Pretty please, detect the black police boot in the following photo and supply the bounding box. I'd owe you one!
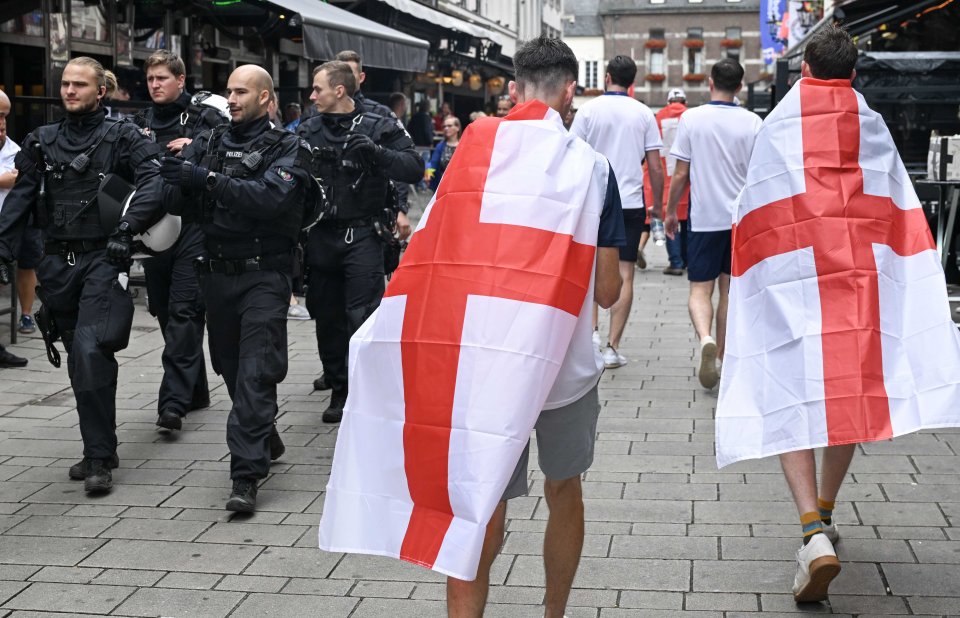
[269,425,286,461]
[322,389,348,424]
[313,373,331,391]
[84,458,113,494]
[0,346,28,368]
[69,454,119,480]
[226,478,258,513]
[156,410,183,431]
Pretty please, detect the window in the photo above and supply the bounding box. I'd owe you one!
[583,60,600,89]
[726,27,742,39]
[649,49,665,74]
[71,0,109,42]
[650,0,666,4]
[725,46,741,61]
[687,47,703,74]
[650,28,665,40]
[687,27,703,39]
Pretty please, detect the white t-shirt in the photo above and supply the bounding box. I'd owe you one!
[571,92,662,210]
[670,102,762,231]
[0,137,20,210]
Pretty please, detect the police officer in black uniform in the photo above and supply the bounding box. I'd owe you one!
[160,64,312,513]
[132,50,227,431]
[0,57,164,493]
[297,61,423,423]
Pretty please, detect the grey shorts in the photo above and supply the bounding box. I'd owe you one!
[501,385,601,501]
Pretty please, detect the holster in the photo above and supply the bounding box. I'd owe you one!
[34,287,61,368]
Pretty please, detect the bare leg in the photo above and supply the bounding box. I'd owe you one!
[591,302,599,333]
[819,444,857,502]
[715,274,730,360]
[638,230,650,254]
[17,268,36,316]
[543,476,584,618]
[607,261,635,349]
[688,280,716,341]
[779,449,818,516]
[447,501,507,618]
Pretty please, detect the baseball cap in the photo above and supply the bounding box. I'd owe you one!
[667,88,686,101]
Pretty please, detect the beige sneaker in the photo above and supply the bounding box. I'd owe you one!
[698,337,719,388]
[792,533,841,603]
[822,520,839,545]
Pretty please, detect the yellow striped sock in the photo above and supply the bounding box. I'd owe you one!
[818,497,835,525]
[801,511,823,545]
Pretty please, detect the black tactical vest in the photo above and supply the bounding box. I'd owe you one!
[198,126,306,244]
[133,103,216,150]
[37,119,123,241]
[308,113,390,224]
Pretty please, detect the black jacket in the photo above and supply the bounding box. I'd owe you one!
[132,91,226,150]
[0,108,164,259]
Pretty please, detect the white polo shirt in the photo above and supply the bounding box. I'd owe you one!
[571,92,662,210]
[670,102,762,231]
[0,136,20,210]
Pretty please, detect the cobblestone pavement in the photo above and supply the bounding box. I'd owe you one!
[1,199,959,616]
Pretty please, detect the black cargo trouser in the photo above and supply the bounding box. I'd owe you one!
[142,223,209,416]
[305,224,384,393]
[37,249,134,460]
[200,268,290,480]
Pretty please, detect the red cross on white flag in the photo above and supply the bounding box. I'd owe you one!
[716,78,960,468]
[319,100,609,579]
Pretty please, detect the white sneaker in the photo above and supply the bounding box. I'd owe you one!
[792,533,841,603]
[592,330,602,350]
[287,304,311,320]
[822,520,839,545]
[698,337,719,389]
[602,345,627,369]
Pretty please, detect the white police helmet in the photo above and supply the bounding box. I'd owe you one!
[119,189,181,257]
[191,91,231,122]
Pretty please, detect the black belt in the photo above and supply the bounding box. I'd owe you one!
[44,239,108,256]
[196,252,292,275]
[205,236,293,260]
[319,216,375,230]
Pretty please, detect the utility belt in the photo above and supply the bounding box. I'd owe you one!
[44,238,108,261]
[195,252,293,275]
[204,236,293,260]
[317,216,376,230]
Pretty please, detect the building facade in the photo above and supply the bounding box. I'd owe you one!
[565,0,766,108]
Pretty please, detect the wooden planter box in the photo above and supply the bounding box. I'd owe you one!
[644,39,667,49]
[720,38,743,48]
[683,73,706,82]
[682,39,704,49]
[645,73,667,83]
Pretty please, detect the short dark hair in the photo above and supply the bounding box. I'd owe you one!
[313,61,357,94]
[803,24,858,79]
[513,35,579,95]
[144,49,186,78]
[606,55,637,89]
[388,92,405,110]
[711,58,744,93]
[335,50,362,67]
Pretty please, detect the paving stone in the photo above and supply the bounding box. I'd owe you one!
[98,517,211,542]
[0,582,29,606]
[155,571,223,589]
[21,482,179,507]
[91,568,164,586]
[279,577,354,596]
[228,592,358,617]
[4,515,116,538]
[111,587,244,618]
[684,592,759,611]
[215,574,287,593]
[507,555,689,591]
[883,563,960,596]
[243,546,343,579]
[1,582,134,614]
[694,561,887,595]
[194,522,307,546]
[0,536,105,566]
[349,580,416,598]
[26,566,100,584]
[907,596,960,615]
[0,565,41,581]
[609,535,717,559]
[80,539,261,574]
[855,502,948,527]
[503,532,610,557]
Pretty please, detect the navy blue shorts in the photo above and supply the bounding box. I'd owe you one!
[17,226,43,270]
[620,208,649,262]
[687,229,731,282]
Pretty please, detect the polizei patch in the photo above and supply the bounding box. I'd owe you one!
[276,168,294,182]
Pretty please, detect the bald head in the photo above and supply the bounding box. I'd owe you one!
[226,64,274,124]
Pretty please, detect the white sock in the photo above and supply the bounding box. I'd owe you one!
[701,335,716,347]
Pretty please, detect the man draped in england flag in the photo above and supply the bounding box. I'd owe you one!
[717,25,960,603]
[319,36,625,618]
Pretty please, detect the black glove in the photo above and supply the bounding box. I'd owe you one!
[343,133,381,169]
[0,258,12,285]
[106,221,134,265]
[160,156,209,193]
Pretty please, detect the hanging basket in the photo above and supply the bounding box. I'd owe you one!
[645,73,667,83]
[644,39,667,49]
[682,39,704,49]
[683,73,706,82]
[720,38,743,48]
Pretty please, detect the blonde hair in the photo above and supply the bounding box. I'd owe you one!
[103,70,119,99]
[66,56,109,89]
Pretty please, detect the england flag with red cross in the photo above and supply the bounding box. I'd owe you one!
[716,77,960,468]
[318,100,610,580]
